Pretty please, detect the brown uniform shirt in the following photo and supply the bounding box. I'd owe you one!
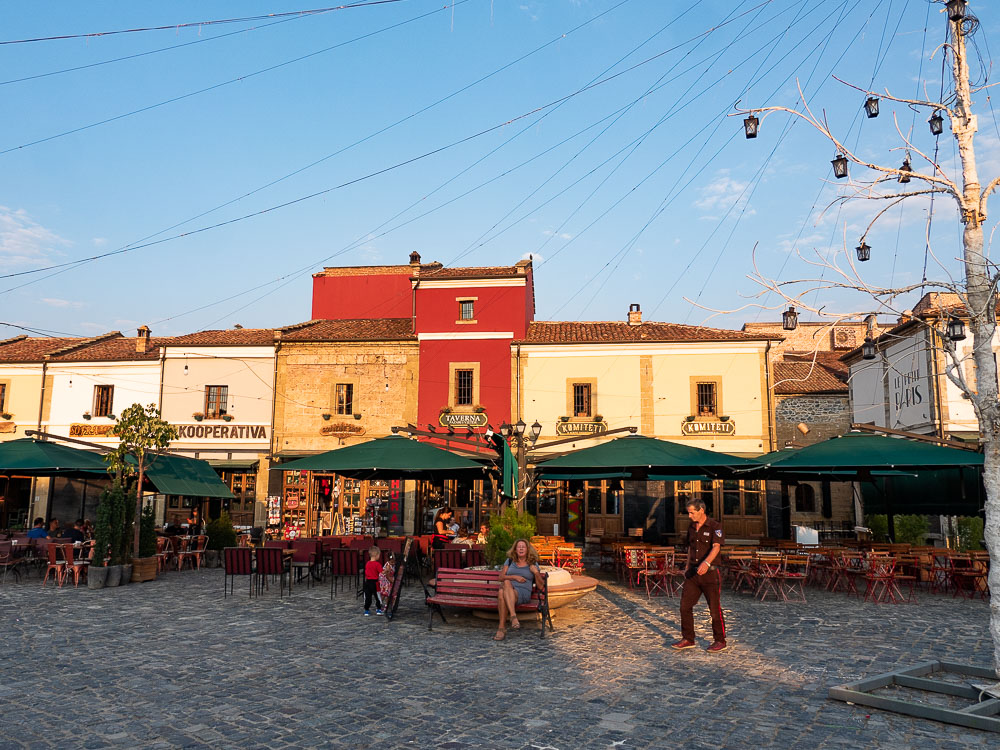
[687,517,725,568]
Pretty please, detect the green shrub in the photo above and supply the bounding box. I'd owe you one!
[206,511,237,551]
[864,514,888,542]
[955,516,984,551]
[138,501,157,558]
[894,514,929,546]
[485,505,536,566]
[95,482,127,566]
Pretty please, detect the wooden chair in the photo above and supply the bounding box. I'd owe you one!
[779,554,809,602]
[892,554,920,603]
[554,546,584,575]
[0,541,24,583]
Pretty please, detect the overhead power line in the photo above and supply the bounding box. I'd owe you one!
[0,1,407,45]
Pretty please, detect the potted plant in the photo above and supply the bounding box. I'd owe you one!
[684,415,696,422]
[205,511,237,567]
[87,487,116,589]
[99,483,126,586]
[474,405,486,413]
[192,412,204,422]
[222,414,233,422]
[439,406,452,415]
[130,501,158,582]
[0,412,11,420]
[559,416,570,422]
[321,413,331,421]
[82,412,92,420]
[593,414,604,423]
[353,413,362,420]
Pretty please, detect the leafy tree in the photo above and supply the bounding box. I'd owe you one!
[894,515,929,546]
[107,403,178,559]
[206,511,237,551]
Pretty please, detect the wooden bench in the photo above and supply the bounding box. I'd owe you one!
[426,567,554,638]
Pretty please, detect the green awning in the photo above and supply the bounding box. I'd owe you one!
[142,453,235,499]
[539,471,630,481]
[0,439,108,475]
[274,435,486,479]
[762,432,983,472]
[535,435,757,479]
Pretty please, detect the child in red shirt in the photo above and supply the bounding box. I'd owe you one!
[364,546,383,616]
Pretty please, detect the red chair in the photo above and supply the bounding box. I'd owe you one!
[63,544,88,587]
[223,547,254,598]
[637,550,670,598]
[329,547,361,598]
[463,548,486,568]
[43,544,67,587]
[291,538,321,587]
[189,535,208,570]
[0,541,24,583]
[254,546,291,597]
[778,554,809,603]
[862,555,897,603]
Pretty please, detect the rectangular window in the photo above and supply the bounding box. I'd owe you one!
[205,385,228,419]
[696,382,717,416]
[573,383,592,417]
[455,369,474,406]
[459,300,474,320]
[93,385,114,417]
[335,383,354,415]
[0,383,6,412]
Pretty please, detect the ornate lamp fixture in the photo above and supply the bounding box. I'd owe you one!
[743,115,759,139]
[947,316,967,342]
[856,241,871,262]
[864,97,880,119]
[862,337,877,360]
[782,306,799,331]
[947,0,967,22]
[831,153,849,179]
[929,111,944,136]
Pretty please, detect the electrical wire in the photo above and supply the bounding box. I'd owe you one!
[0,1,407,45]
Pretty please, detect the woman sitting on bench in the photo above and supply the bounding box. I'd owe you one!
[495,538,544,641]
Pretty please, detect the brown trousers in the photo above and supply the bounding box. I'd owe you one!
[680,568,726,644]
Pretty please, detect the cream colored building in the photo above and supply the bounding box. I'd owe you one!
[160,328,277,527]
[515,304,778,541]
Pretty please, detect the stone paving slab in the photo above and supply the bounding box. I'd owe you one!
[0,566,994,749]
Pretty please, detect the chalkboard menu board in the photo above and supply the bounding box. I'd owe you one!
[384,537,412,622]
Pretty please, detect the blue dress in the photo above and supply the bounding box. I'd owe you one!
[503,559,534,604]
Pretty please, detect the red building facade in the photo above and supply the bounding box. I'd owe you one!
[311,253,535,432]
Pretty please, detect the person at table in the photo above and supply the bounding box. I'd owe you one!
[432,507,456,550]
[185,508,202,534]
[47,518,61,537]
[494,538,544,641]
[26,518,48,539]
[62,519,86,544]
[82,519,95,540]
[672,499,727,653]
[476,524,489,545]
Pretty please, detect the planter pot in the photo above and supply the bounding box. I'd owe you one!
[131,557,157,582]
[87,566,108,589]
[204,549,220,568]
[105,565,123,587]
[120,563,133,584]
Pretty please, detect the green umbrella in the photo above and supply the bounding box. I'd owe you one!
[534,434,757,479]
[0,438,108,475]
[761,432,983,472]
[139,453,235,499]
[275,435,487,478]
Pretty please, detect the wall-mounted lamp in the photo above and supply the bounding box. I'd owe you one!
[183,364,189,376]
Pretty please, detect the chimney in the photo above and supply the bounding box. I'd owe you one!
[409,251,421,266]
[136,325,151,353]
[627,303,642,326]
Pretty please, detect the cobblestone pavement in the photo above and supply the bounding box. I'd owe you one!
[0,564,994,750]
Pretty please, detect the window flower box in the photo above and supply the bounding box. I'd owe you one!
[192,413,204,422]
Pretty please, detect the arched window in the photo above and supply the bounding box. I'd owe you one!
[794,484,816,513]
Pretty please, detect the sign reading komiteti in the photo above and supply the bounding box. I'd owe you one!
[680,420,735,436]
[555,421,608,436]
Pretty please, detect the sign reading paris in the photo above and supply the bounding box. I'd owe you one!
[681,420,735,436]
[439,412,488,428]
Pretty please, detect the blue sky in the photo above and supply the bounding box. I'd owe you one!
[3,0,997,338]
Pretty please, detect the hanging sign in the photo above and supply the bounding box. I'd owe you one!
[555,420,607,436]
[69,423,116,437]
[681,420,735,436]
[320,423,366,438]
[438,411,488,428]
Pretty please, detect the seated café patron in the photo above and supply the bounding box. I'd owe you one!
[62,519,86,544]
[26,518,48,539]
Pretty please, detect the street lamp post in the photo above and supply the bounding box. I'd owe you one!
[499,419,542,507]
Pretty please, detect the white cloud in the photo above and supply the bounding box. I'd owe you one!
[521,252,544,264]
[694,171,756,219]
[0,206,70,267]
[92,237,107,247]
[41,298,83,309]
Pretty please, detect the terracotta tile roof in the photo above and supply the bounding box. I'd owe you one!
[47,332,167,362]
[167,329,275,346]
[278,318,415,342]
[519,321,781,344]
[0,336,82,362]
[316,260,530,281]
[773,354,848,394]
[418,264,526,280]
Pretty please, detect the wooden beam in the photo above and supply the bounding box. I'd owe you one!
[850,423,981,451]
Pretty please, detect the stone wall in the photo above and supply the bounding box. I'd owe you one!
[774,394,851,448]
[273,342,420,455]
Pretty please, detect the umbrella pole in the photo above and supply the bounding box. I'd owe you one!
[884,477,896,542]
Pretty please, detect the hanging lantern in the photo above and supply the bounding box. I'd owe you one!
[864,97,880,119]
[782,306,799,331]
[831,153,849,179]
[856,241,871,262]
[947,316,967,341]
[898,157,912,183]
[929,111,944,136]
[862,337,877,360]
[947,0,967,22]
[743,114,759,139]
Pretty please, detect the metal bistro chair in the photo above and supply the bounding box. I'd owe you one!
[778,554,810,603]
[223,547,254,598]
[63,544,88,587]
[254,546,291,597]
[637,550,671,598]
[0,541,24,583]
[329,547,361,598]
[862,554,897,604]
[42,544,67,587]
[752,552,785,602]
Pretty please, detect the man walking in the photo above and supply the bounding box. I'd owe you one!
[672,499,727,653]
